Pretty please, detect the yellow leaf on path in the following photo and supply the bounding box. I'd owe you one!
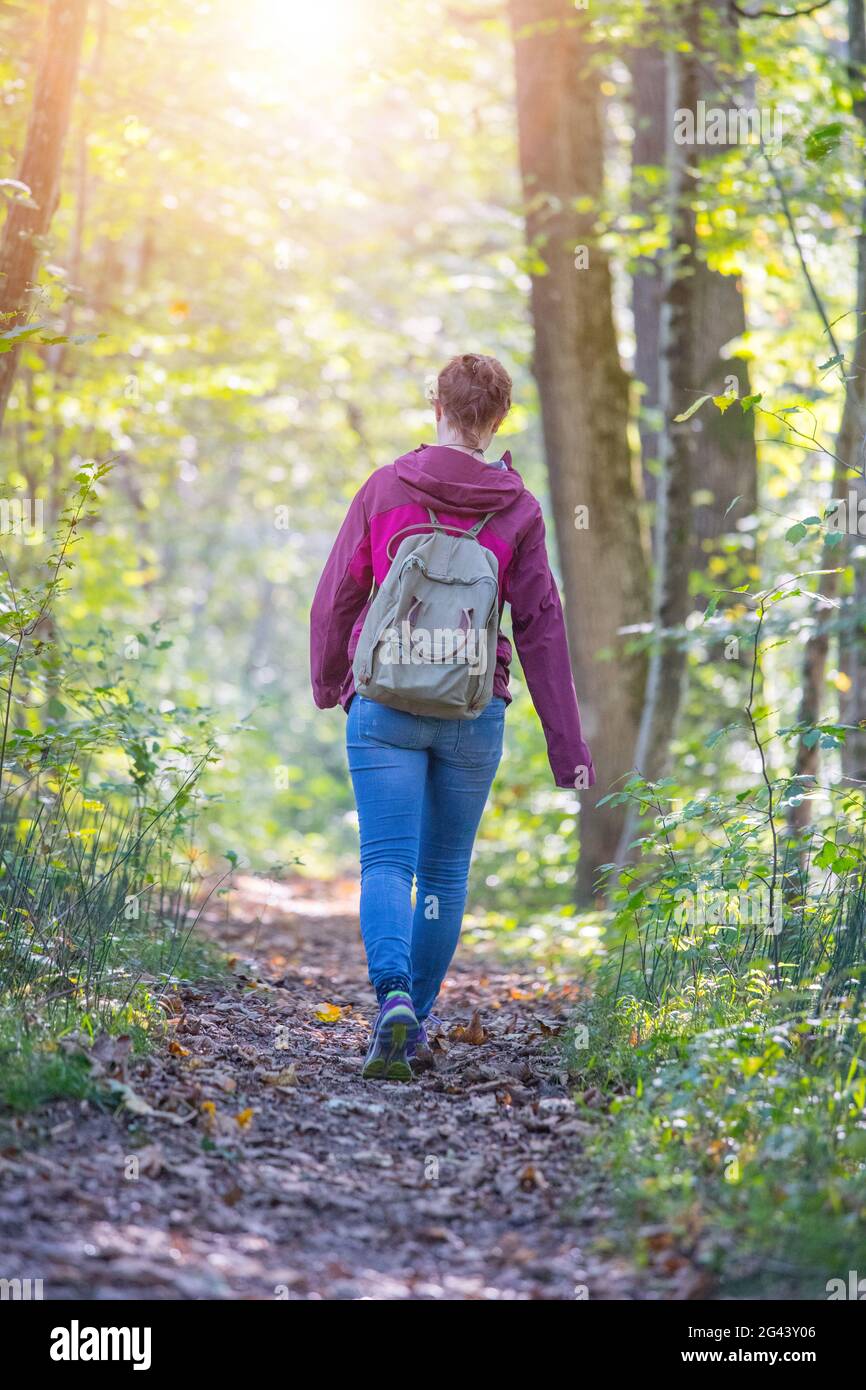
[168,1040,189,1057]
[314,1002,343,1023]
[235,1108,254,1129]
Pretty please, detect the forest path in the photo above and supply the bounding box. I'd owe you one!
[2,878,684,1300]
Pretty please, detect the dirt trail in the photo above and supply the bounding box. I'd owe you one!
[1,878,673,1300]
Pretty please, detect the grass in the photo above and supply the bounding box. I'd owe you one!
[0,790,227,1112]
[565,935,866,1297]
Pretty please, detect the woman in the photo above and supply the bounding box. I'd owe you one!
[310,353,594,1080]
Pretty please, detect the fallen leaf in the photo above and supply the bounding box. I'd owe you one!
[168,1040,190,1057]
[108,1081,187,1125]
[261,1066,299,1087]
[537,1019,563,1038]
[314,1002,343,1023]
[161,993,184,1016]
[449,1010,487,1045]
[136,1143,164,1178]
[90,1033,132,1078]
[519,1163,548,1191]
[235,1108,255,1129]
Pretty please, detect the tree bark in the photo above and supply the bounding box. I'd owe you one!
[631,1,758,557]
[838,0,866,785]
[689,0,757,561]
[789,0,866,837]
[630,40,667,495]
[510,0,649,902]
[626,10,700,811]
[0,0,89,434]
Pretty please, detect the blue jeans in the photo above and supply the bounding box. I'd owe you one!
[346,694,505,1020]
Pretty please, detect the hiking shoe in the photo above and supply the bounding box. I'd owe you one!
[407,1013,442,1062]
[362,992,419,1081]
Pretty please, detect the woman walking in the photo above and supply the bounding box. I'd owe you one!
[310,353,594,1080]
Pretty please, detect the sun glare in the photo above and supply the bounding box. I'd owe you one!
[249,0,358,62]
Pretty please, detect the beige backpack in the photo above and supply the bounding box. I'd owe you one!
[352,509,499,720]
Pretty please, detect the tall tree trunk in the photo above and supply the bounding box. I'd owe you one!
[625,7,700,820]
[46,0,108,379]
[630,40,667,496]
[789,0,866,837]
[839,0,866,785]
[690,258,756,551]
[0,0,89,434]
[631,1,758,557]
[689,0,757,563]
[510,0,649,903]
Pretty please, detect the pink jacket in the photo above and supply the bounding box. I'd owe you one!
[309,444,595,788]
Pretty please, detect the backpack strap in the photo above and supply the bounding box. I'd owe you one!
[384,510,495,562]
[429,507,493,538]
[467,511,495,537]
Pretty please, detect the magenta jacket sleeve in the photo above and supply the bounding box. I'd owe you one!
[506,506,596,789]
[310,481,373,708]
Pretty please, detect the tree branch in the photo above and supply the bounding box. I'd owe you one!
[730,0,832,18]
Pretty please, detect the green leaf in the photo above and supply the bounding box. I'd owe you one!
[814,841,837,870]
[703,594,720,622]
[0,322,48,352]
[818,352,843,372]
[673,394,711,423]
[804,122,843,161]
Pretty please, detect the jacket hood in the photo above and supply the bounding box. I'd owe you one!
[393,444,525,516]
